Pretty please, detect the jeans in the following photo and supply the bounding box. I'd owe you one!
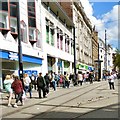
[38,87,46,98]
[52,81,56,91]
[24,85,32,98]
[16,92,23,103]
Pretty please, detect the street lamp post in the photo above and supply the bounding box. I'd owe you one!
[104,30,107,71]
[16,1,24,87]
[73,25,76,78]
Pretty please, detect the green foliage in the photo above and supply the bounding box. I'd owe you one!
[113,49,120,71]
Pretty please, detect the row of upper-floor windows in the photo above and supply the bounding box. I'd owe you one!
[45,18,74,55]
[0,1,74,55]
[0,1,41,48]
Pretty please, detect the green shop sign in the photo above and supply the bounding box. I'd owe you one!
[76,64,85,69]
[85,65,88,70]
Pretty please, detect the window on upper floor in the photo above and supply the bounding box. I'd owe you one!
[29,27,36,40]
[50,28,54,46]
[0,12,8,29]
[65,35,70,53]
[0,0,10,35]
[45,18,54,46]
[10,2,17,17]
[9,1,18,39]
[57,28,63,50]
[36,29,41,48]
[10,17,17,33]
[27,1,37,45]
[57,33,59,49]
[46,25,49,43]
[67,40,70,53]
[21,20,27,43]
[0,1,8,11]
[60,35,63,50]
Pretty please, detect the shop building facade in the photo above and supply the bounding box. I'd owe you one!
[0,0,44,89]
[41,2,74,75]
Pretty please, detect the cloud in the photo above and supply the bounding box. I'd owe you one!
[80,0,118,48]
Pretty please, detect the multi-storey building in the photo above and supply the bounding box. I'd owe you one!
[107,44,114,72]
[99,38,113,78]
[0,1,75,88]
[59,1,94,73]
[0,0,44,89]
[73,2,93,72]
[41,2,74,75]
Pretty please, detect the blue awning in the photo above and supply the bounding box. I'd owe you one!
[0,51,42,64]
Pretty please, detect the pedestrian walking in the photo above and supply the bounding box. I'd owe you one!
[30,74,37,90]
[49,71,56,91]
[108,72,115,90]
[64,72,70,88]
[11,76,24,108]
[44,73,50,94]
[77,71,83,86]
[88,72,93,84]
[23,73,32,98]
[4,75,14,107]
[37,73,47,98]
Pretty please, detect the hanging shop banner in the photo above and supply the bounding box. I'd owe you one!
[23,70,38,76]
[85,65,88,70]
[88,66,93,71]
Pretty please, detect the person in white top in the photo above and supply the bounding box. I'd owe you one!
[77,71,83,86]
[108,72,115,90]
[23,73,32,98]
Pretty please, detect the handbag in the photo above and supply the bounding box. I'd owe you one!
[44,86,49,94]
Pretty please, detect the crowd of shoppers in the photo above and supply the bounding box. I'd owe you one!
[3,70,118,108]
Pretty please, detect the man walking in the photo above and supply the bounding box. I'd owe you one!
[37,73,47,98]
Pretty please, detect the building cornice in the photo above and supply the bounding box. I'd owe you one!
[41,1,74,28]
[73,2,92,31]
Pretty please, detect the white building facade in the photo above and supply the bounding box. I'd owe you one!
[0,0,44,89]
[41,2,74,75]
[99,38,114,78]
[0,1,75,89]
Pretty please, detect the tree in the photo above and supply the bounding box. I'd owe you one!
[113,49,120,72]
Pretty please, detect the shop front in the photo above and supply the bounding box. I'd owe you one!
[47,55,55,73]
[64,61,70,74]
[76,63,94,73]
[0,50,43,89]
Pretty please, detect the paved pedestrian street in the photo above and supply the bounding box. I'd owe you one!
[0,80,119,120]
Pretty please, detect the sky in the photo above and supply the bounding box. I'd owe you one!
[80,0,119,50]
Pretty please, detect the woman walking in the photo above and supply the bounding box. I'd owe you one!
[12,76,24,108]
[4,75,14,107]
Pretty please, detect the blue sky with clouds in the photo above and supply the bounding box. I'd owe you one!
[80,0,119,50]
[92,2,118,19]
[92,2,119,49]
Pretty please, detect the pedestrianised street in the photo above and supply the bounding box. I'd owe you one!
[1,80,119,120]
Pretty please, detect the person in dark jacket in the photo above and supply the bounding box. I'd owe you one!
[44,73,50,94]
[89,72,93,84]
[11,76,23,108]
[30,74,37,90]
[37,73,47,98]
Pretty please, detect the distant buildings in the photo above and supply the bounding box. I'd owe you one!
[99,38,114,78]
